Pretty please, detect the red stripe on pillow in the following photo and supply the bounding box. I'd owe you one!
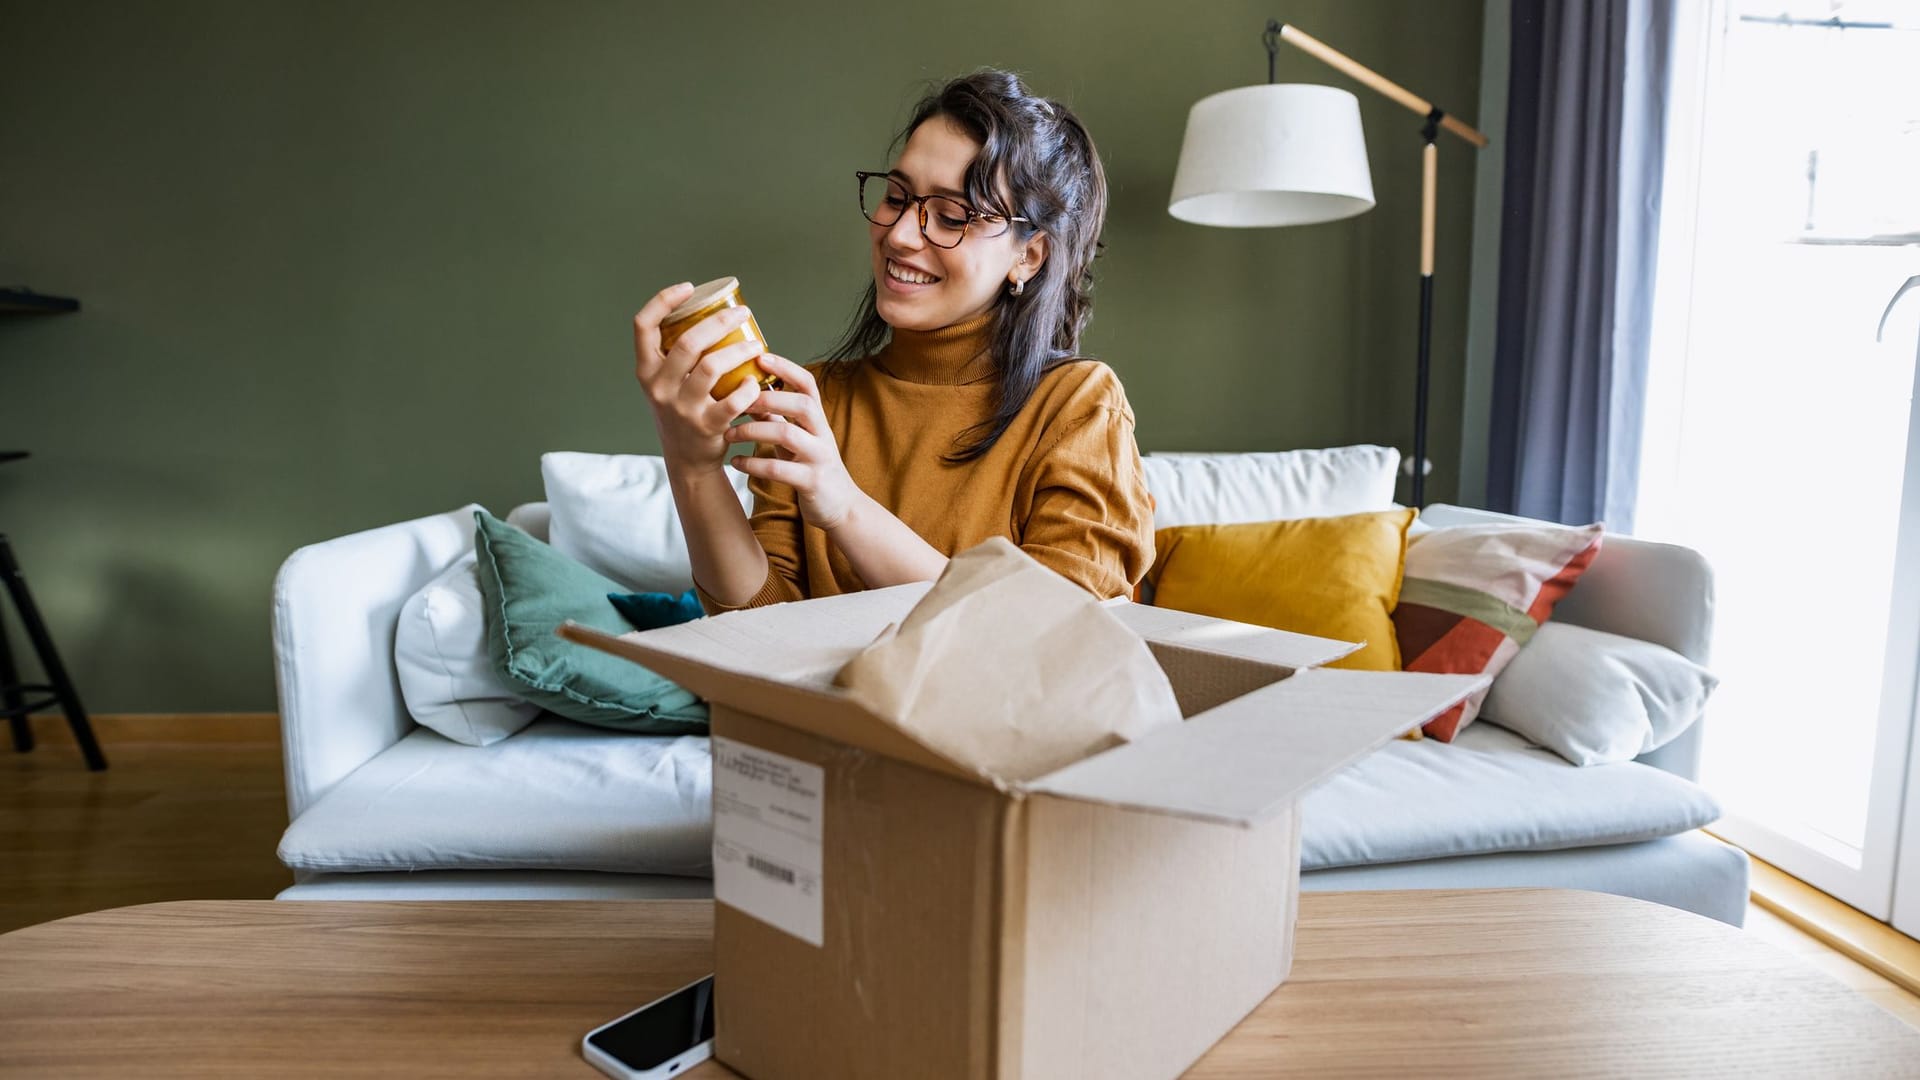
[1392,601,1464,661]
[1527,538,1603,623]
[1424,701,1469,742]
[1402,616,1510,740]
[1404,615,1509,673]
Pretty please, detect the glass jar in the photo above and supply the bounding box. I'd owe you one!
[657,276,783,400]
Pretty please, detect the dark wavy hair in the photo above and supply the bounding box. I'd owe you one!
[820,68,1109,463]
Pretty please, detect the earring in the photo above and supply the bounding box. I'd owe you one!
[1010,277,1024,297]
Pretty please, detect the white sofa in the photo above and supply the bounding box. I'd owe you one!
[271,458,1749,925]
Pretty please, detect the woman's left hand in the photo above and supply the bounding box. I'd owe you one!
[728,353,865,532]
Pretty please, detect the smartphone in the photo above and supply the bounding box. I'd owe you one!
[582,974,716,1079]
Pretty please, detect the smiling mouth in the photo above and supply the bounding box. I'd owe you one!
[885,259,941,286]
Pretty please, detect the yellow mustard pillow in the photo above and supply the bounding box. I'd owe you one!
[1147,509,1417,673]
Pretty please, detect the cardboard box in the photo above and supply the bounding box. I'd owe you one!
[563,583,1483,1080]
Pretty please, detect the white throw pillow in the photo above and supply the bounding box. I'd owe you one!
[1141,445,1401,528]
[1480,621,1719,767]
[541,451,751,594]
[393,552,542,747]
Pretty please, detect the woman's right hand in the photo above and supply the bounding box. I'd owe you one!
[633,282,767,473]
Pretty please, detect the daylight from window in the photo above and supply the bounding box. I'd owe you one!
[1635,0,1920,863]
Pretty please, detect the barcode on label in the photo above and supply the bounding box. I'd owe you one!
[748,854,796,884]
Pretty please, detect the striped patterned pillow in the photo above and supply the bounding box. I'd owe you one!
[1393,521,1604,741]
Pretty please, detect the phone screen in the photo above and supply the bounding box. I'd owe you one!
[587,976,716,1071]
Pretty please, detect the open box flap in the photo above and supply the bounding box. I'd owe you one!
[556,583,994,787]
[604,583,933,683]
[1019,668,1491,826]
[1106,602,1361,670]
[558,620,988,786]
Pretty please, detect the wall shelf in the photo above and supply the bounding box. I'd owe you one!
[0,289,81,315]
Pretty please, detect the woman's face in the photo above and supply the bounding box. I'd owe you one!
[871,115,1048,331]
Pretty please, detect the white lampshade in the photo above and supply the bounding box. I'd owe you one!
[1169,84,1375,227]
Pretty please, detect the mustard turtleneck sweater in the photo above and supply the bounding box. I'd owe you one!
[701,309,1154,612]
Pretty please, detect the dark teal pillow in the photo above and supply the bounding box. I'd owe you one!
[472,510,707,734]
[608,588,706,632]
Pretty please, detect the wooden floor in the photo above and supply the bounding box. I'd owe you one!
[0,714,292,934]
[1748,853,1920,1002]
[1745,904,1920,1029]
[4,713,1918,1033]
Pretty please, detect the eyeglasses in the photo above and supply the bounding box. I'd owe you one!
[856,170,1031,249]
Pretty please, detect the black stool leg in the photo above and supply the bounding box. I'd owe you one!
[0,612,31,752]
[0,534,106,771]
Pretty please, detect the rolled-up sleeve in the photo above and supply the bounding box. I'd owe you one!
[1016,403,1155,599]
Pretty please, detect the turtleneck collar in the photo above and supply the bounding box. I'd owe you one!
[873,309,998,386]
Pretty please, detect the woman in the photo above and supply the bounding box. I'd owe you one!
[632,69,1152,612]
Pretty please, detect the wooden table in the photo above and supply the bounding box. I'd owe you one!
[0,890,1914,1077]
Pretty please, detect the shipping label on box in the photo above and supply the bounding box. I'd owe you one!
[711,736,825,948]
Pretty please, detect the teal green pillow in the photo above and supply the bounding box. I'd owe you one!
[472,510,707,734]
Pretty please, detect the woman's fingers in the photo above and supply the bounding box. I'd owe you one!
[748,390,829,437]
[754,357,828,433]
[701,374,764,431]
[633,281,695,382]
[729,452,808,488]
[756,352,817,397]
[660,305,755,385]
[680,337,766,408]
[729,419,816,458]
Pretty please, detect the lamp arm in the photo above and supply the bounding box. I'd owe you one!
[1276,23,1489,148]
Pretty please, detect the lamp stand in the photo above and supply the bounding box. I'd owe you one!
[1415,113,1439,508]
[1273,21,1487,508]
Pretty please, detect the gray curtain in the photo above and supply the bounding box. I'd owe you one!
[1486,0,1675,531]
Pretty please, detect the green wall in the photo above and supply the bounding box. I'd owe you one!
[0,0,1483,711]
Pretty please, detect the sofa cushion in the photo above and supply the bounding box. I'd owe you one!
[282,712,1720,878]
[506,501,551,542]
[277,719,714,875]
[393,551,542,747]
[1148,510,1416,672]
[473,510,708,734]
[1300,721,1721,870]
[1481,621,1720,766]
[1140,445,1400,529]
[608,588,706,632]
[542,451,751,594]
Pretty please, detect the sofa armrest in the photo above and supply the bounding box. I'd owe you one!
[1419,504,1717,781]
[507,501,550,542]
[272,504,480,818]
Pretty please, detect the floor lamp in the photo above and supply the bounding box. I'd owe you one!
[1169,20,1488,507]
